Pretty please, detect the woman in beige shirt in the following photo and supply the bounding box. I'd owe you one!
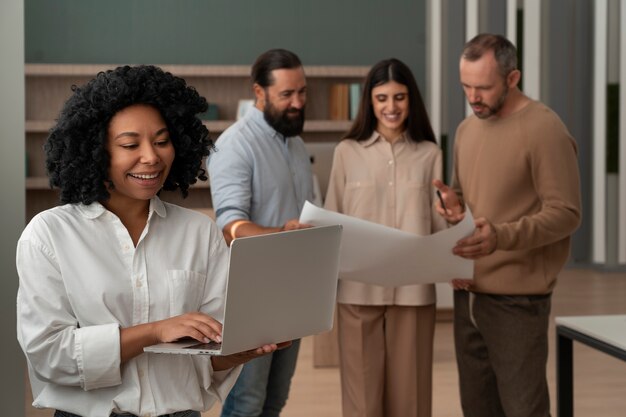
[325,58,445,417]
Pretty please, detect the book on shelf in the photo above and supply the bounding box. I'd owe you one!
[329,82,362,121]
[328,83,349,120]
[349,82,361,120]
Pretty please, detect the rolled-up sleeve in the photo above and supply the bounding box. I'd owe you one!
[17,236,122,391]
[192,356,242,405]
[75,324,122,390]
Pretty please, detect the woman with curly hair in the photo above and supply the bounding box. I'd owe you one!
[16,65,280,417]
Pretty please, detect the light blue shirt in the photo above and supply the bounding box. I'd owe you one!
[208,106,314,230]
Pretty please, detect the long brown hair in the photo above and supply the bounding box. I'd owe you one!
[344,58,436,144]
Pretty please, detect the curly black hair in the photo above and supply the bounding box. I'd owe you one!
[45,65,212,205]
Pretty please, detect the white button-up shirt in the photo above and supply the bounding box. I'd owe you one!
[16,197,240,417]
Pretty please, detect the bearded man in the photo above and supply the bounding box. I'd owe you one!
[208,48,313,417]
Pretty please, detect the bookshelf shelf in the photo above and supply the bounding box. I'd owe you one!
[25,64,369,78]
[25,177,50,190]
[25,120,52,133]
[26,119,354,135]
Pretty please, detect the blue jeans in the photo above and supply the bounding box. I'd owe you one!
[221,339,301,417]
[54,410,200,417]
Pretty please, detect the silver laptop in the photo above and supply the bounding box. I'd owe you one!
[144,224,342,356]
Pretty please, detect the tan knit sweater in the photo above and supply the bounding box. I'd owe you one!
[452,100,581,295]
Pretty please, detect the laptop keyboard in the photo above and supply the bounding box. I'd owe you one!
[187,341,222,351]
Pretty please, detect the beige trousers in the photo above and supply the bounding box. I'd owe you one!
[337,303,436,417]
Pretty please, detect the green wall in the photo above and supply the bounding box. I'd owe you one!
[26,0,427,87]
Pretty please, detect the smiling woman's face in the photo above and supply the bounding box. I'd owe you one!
[371,80,409,140]
[105,104,175,207]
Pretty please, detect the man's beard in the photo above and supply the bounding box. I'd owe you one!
[470,87,508,119]
[263,101,305,137]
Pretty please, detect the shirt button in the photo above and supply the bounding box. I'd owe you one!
[123,244,130,251]
[136,279,143,288]
[388,160,394,165]
[138,369,144,378]
[388,181,393,186]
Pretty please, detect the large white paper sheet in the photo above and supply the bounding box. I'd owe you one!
[299,201,474,286]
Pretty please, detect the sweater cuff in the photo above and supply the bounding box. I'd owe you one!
[492,223,511,250]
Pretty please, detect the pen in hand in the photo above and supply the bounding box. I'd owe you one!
[436,190,448,214]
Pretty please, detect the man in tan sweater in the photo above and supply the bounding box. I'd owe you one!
[434,34,581,417]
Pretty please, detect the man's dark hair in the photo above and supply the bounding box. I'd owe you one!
[251,49,303,88]
[462,33,518,78]
[344,58,436,144]
[45,65,212,205]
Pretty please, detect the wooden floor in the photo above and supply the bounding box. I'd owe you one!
[26,268,626,417]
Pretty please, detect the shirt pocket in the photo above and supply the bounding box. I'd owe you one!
[343,180,376,219]
[167,270,206,315]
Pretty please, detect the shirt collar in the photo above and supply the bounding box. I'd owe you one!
[75,196,167,220]
[150,196,167,218]
[360,130,410,147]
[76,201,107,219]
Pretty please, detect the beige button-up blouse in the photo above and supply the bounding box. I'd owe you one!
[324,132,446,306]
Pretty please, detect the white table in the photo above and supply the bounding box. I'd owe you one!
[555,315,626,417]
